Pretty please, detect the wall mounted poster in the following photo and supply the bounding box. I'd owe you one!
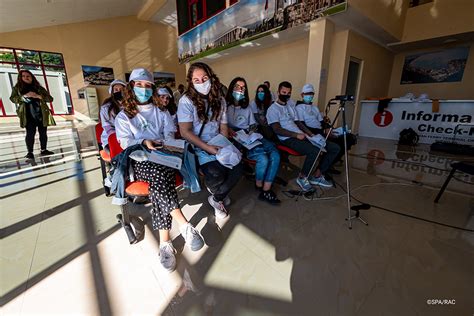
[153,72,176,88]
[82,65,115,85]
[178,0,347,64]
[400,47,470,84]
[125,72,176,88]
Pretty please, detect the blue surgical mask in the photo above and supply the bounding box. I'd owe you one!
[232,91,245,102]
[257,92,265,101]
[133,86,153,103]
[303,95,314,104]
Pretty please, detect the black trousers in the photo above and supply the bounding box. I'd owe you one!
[200,160,243,202]
[282,137,340,177]
[25,119,48,153]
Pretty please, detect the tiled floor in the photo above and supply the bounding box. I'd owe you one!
[1,123,473,316]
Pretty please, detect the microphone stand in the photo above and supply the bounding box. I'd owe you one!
[331,98,368,228]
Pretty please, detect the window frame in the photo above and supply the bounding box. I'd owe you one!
[177,0,229,36]
[0,46,74,117]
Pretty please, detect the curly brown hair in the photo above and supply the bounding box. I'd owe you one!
[185,62,223,122]
[122,82,165,118]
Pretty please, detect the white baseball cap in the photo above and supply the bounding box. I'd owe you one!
[108,79,126,94]
[301,84,315,94]
[157,88,171,97]
[129,68,153,83]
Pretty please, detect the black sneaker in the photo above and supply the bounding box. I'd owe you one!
[255,184,263,191]
[40,149,54,156]
[24,152,34,159]
[258,190,281,205]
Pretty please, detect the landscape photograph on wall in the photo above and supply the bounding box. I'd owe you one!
[82,65,115,85]
[178,0,347,64]
[400,46,470,84]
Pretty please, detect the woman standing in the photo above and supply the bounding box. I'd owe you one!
[10,70,56,159]
[100,79,126,151]
[115,68,204,272]
[226,77,281,204]
[177,62,243,219]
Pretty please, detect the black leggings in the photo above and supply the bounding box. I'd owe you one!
[132,161,180,230]
[200,160,243,202]
[25,120,48,153]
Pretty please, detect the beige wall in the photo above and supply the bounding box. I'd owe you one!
[349,0,408,40]
[402,0,474,42]
[204,37,309,98]
[324,29,393,131]
[0,16,185,115]
[388,42,474,100]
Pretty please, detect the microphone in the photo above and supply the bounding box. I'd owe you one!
[334,95,354,101]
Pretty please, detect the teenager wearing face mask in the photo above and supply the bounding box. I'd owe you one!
[249,84,278,142]
[266,81,333,191]
[177,62,243,219]
[295,84,342,175]
[100,79,126,151]
[226,77,281,204]
[157,87,178,128]
[115,68,204,272]
[10,69,56,160]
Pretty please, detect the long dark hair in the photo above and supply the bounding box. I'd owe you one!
[16,69,42,94]
[122,81,164,118]
[164,85,177,115]
[255,84,272,111]
[185,62,222,122]
[225,77,250,109]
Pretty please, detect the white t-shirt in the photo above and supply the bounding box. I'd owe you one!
[266,101,302,141]
[115,104,176,149]
[99,102,119,146]
[227,104,256,130]
[177,94,227,143]
[295,102,323,129]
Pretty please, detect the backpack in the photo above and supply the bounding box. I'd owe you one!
[398,128,419,146]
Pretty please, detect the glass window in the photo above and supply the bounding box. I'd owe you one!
[16,50,40,64]
[0,47,74,116]
[41,52,64,66]
[0,48,15,63]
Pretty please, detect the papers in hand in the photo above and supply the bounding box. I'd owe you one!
[306,134,327,152]
[147,139,185,170]
[233,130,263,150]
[163,138,185,153]
[207,134,233,147]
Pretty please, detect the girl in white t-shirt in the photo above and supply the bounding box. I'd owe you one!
[115,68,204,273]
[177,62,243,219]
[99,79,126,150]
[226,77,281,204]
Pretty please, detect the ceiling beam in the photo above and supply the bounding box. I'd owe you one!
[137,0,167,21]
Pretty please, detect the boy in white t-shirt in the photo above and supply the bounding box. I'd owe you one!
[295,84,341,175]
[266,81,332,191]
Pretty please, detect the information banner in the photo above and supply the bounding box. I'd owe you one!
[358,100,474,145]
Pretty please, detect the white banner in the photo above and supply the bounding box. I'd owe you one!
[358,100,474,145]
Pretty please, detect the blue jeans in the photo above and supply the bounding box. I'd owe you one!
[247,138,280,183]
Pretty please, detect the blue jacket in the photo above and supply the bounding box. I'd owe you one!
[109,143,201,205]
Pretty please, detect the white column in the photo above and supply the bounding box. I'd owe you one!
[305,18,334,108]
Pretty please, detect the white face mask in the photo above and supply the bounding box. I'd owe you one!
[194,80,211,95]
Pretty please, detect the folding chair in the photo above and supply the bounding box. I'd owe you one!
[434,162,474,203]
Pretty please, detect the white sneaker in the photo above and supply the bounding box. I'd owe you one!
[308,175,333,187]
[180,223,204,251]
[208,196,228,219]
[206,187,231,206]
[159,241,177,272]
